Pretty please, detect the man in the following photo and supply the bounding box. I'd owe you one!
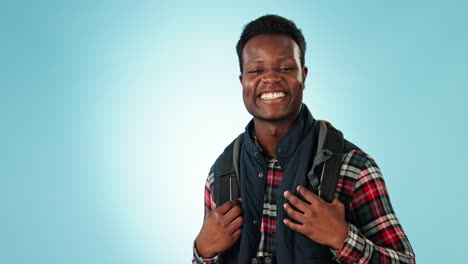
[193,15,415,264]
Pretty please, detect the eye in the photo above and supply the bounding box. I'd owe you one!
[279,67,294,72]
[248,69,263,74]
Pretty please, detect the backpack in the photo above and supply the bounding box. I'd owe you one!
[214,120,344,206]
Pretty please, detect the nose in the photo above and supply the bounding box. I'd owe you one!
[261,68,280,83]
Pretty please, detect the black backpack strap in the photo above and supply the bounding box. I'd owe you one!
[214,133,244,207]
[310,121,344,203]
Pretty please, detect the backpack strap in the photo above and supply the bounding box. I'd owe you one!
[214,133,244,206]
[314,121,344,203]
[215,120,344,206]
[232,133,243,190]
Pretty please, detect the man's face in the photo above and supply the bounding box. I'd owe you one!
[240,34,307,123]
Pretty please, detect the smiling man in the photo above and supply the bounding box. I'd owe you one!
[193,15,415,264]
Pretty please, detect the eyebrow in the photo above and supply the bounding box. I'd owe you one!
[247,56,294,64]
[277,56,294,61]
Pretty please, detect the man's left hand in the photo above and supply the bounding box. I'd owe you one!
[283,185,348,249]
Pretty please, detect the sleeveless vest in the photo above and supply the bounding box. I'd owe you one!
[213,105,337,264]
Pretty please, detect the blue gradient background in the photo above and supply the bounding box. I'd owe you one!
[2,1,467,263]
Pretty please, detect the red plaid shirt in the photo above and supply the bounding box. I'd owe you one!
[193,147,415,264]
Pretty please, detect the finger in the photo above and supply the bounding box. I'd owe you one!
[296,185,323,204]
[223,205,242,224]
[283,203,306,223]
[232,228,242,240]
[331,198,345,210]
[283,190,310,213]
[331,198,340,205]
[228,216,243,233]
[216,199,241,215]
[283,218,306,235]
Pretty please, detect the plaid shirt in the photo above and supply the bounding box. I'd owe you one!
[193,146,415,264]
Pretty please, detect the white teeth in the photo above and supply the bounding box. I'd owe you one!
[260,92,286,100]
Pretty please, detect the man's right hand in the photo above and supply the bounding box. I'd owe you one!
[195,199,243,258]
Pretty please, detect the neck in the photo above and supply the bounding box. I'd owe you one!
[253,111,301,159]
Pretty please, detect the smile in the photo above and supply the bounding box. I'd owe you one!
[260,92,286,100]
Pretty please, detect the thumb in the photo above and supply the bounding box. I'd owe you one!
[331,198,344,207]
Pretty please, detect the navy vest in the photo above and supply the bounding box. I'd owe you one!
[213,105,335,264]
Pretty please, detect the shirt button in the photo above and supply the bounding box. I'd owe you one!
[253,219,258,225]
[278,148,283,154]
[254,151,259,158]
[258,172,263,177]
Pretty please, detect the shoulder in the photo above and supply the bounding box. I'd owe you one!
[338,139,387,206]
[211,133,244,173]
[341,139,383,182]
[207,165,215,184]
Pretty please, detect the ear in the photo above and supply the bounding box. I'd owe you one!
[302,66,308,90]
[239,74,243,84]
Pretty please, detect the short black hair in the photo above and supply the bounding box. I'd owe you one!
[236,14,306,73]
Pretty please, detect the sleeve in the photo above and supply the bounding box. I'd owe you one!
[192,167,221,264]
[333,156,416,264]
